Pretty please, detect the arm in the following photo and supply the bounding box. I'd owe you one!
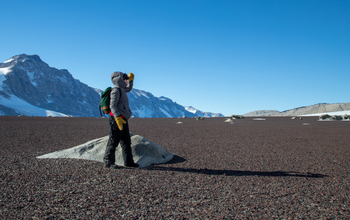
[125,72,134,93]
[126,80,133,93]
[110,87,121,117]
[110,87,126,130]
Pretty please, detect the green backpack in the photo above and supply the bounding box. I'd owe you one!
[99,87,121,116]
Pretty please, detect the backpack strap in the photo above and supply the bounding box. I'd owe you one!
[99,105,103,117]
[99,87,123,117]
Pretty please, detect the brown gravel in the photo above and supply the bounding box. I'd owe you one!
[0,116,349,219]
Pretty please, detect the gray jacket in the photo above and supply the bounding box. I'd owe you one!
[110,71,133,119]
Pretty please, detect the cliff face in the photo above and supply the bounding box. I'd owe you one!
[0,54,101,117]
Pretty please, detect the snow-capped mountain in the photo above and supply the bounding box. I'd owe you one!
[0,54,101,117]
[128,91,198,118]
[185,106,224,117]
[0,54,223,118]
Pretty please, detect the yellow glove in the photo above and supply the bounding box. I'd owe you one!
[115,117,126,131]
[128,72,135,81]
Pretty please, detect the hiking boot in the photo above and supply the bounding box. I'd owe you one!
[104,163,119,169]
[125,162,139,168]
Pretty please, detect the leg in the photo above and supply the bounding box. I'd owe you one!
[120,121,138,167]
[104,116,123,166]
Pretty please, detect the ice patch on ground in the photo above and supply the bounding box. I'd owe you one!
[299,110,350,117]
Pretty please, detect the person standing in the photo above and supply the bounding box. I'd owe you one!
[103,71,139,169]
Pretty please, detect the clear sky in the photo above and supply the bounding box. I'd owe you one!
[1,0,349,116]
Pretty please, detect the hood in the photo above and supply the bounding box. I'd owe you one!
[111,71,127,89]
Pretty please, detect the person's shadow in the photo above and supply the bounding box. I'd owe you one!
[144,155,327,178]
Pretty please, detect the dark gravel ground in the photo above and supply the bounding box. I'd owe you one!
[0,116,349,219]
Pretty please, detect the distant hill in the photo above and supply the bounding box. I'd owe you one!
[244,103,350,117]
[243,110,280,117]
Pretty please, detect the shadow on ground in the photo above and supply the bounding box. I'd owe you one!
[163,155,187,164]
[146,155,327,178]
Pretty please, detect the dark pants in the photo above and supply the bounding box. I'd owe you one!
[104,116,134,166]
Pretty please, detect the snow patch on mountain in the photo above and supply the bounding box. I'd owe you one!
[132,105,155,118]
[4,58,15,63]
[133,90,150,98]
[56,75,68,83]
[159,107,173,118]
[0,94,68,117]
[0,66,12,76]
[185,106,224,117]
[26,71,38,86]
[185,106,197,114]
[0,66,12,90]
[0,74,6,89]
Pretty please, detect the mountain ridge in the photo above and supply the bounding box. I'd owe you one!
[244,102,350,117]
[0,54,224,118]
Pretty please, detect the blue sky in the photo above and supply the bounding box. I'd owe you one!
[1,0,349,116]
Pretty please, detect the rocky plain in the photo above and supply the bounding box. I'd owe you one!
[0,116,349,219]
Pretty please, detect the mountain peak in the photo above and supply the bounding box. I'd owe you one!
[4,54,43,64]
